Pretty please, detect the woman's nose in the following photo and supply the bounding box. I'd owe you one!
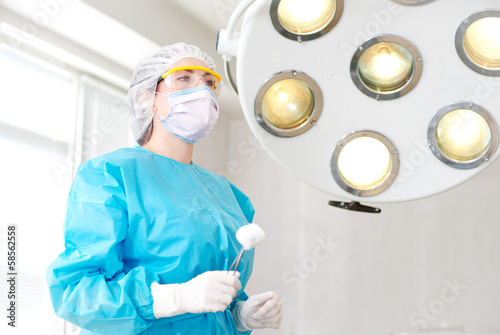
[194,77,207,87]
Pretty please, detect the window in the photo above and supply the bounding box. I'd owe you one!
[0,40,129,333]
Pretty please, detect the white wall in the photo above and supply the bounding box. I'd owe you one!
[227,119,500,335]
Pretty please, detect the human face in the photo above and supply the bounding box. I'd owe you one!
[153,58,218,119]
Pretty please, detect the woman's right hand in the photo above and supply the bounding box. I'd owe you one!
[178,271,241,314]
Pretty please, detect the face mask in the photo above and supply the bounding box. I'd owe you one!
[155,85,219,143]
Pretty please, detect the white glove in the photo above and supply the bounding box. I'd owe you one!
[151,271,241,318]
[233,291,282,331]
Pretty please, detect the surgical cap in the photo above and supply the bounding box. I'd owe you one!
[127,42,217,143]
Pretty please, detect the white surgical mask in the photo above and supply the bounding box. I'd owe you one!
[155,85,219,143]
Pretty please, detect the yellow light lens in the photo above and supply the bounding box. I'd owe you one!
[337,137,392,190]
[277,0,336,34]
[463,17,500,69]
[261,78,315,130]
[358,42,415,92]
[436,109,492,162]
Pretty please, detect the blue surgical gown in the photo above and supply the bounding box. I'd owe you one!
[46,146,255,335]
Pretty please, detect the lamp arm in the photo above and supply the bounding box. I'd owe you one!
[216,0,257,95]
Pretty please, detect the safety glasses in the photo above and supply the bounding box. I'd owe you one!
[157,66,222,95]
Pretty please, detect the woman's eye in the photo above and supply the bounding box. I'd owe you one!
[177,75,191,82]
[205,80,215,87]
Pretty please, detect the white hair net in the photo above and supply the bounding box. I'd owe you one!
[127,42,217,143]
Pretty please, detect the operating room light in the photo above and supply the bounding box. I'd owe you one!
[350,35,422,100]
[254,71,323,137]
[261,78,315,130]
[217,0,500,203]
[277,0,336,35]
[436,109,492,162]
[463,17,500,70]
[331,131,399,197]
[358,42,414,93]
[428,102,499,170]
[337,137,392,190]
[456,10,500,77]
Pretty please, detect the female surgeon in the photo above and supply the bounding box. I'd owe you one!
[46,43,282,335]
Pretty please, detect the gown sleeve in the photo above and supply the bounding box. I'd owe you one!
[46,163,160,335]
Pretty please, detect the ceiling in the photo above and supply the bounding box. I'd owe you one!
[169,0,238,34]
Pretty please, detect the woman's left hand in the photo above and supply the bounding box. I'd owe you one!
[238,291,282,329]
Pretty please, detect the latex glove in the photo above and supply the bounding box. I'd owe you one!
[179,271,241,314]
[151,271,241,318]
[235,291,282,330]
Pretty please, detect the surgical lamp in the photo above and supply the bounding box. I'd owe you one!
[217,0,500,211]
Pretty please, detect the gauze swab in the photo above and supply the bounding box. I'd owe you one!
[228,224,265,275]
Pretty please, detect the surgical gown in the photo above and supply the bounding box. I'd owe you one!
[46,146,255,335]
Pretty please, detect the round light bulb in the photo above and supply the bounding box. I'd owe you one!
[262,78,315,130]
[277,0,336,34]
[337,137,392,190]
[463,17,500,69]
[358,42,415,92]
[436,109,492,162]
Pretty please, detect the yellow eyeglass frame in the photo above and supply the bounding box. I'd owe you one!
[159,66,222,90]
